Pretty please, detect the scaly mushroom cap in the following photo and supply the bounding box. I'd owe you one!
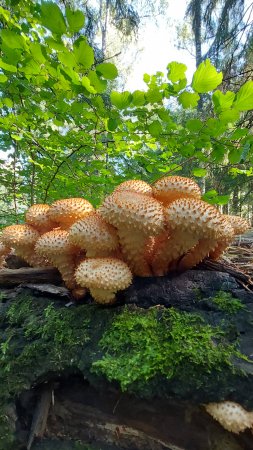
[152,199,232,275]
[165,198,229,239]
[35,229,78,289]
[1,224,47,267]
[35,229,76,257]
[48,198,94,229]
[114,179,153,196]
[224,215,250,235]
[1,224,40,247]
[153,176,201,205]
[75,258,132,304]
[69,212,119,256]
[204,401,253,434]
[25,204,57,233]
[99,191,165,235]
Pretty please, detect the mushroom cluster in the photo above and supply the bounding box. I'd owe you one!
[0,176,250,304]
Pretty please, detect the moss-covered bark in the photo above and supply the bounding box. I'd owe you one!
[0,269,253,448]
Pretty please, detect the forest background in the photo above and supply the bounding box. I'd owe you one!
[0,0,252,228]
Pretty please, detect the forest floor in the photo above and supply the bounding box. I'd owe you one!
[225,229,253,278]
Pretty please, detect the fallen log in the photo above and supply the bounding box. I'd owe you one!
[0,267,62,287]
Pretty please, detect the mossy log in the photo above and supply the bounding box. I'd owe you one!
[1,269,253,450]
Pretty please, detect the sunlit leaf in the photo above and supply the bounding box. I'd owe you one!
[192,167,207,177]
[233,81,253,111]
[40,1,66,35]
[110,91,131,109]
[66,7,85,33]
[96,63,118,80]
[192,59,223,93]
[167,62,187,82]
[179,91,200,108]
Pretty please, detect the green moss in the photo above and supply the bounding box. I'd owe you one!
[92,306,244,391]
[0,295,91,402]
[210,291,245,314]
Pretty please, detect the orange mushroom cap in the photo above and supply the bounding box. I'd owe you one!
[1,224,40,247]
[35,229,78,289]
[48,198,94,229]
[204,401,253,434]
[25,203,57,233]
[75,257,132,304]
[99,191,165,235]
[223,215,250,235]
[165,198,230,239]
[1,224,47,267]
[69,212,119,257]
[153,176,201,205]
[114,179,153,196]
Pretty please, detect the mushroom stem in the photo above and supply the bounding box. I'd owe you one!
[89,288,116,304]
[177,238,216,270]
[117,228,152,277]
[50,256,77,290]
[152,230,198,276]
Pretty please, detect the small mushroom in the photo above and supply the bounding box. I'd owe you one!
[153,175,201,206]
[25,204,57,233]
[152,198,230,275]
[209,214,250,261]
[114,179,153,196]
[35,229,79,289]
[204,401,253,434]
[47,198,94,229]
[99,191,165,276]
[75,257,133,304]
[1,224,48,267]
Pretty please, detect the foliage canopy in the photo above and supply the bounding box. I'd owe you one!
[0,1,253,226]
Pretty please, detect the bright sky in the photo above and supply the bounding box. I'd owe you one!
[124,0,196,91]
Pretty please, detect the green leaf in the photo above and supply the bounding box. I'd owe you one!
[145,88,163,104]
[3,97,13,107]
[230,128,248,140]
[1,30,25,49]
[143,73,150,83]
[186,119,202,132]
[0,59,17,72]
[179,91,200,108]
[214,195,230,205]
[192,168,207,177]
[212,90,235,112]
[74,40,94,69]
[228,148,242,164]
[107,118,118,131]
[0,74,7,83]
[219,108,240,124]
[110,91,131,109]
[40,1,66,35]
[131,90,146,106]
[167,62,187,82]
[88,71,107,93]
[148,120,162,137]
[66,7,85,33]
[10,134,22,141]
[192,59,223,93]
[81,76,96,93]
[29,43,46,64]
[233,81,253,111]
[96,63,118,80]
